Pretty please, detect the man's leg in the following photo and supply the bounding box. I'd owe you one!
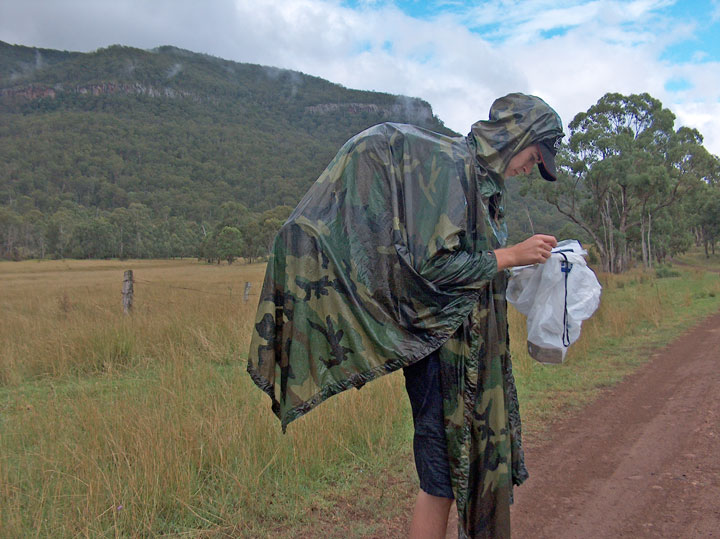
[409,489,453,539]
[404,354,455,538]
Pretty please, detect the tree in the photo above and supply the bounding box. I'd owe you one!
[47,208,81,259]
[198,231,219,263]
[67,217,116,258]
[215,226,244,264]
[238,219,265,263]
[533,92,708,272]
[0,207,22,259]
[698,186,720,257]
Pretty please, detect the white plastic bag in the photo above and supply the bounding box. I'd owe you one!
[506,239,602,364]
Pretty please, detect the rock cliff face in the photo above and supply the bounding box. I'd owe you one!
[1,82,200,102]
[304,100,433,123]
[0,85,58,100]
[2,83,435,127]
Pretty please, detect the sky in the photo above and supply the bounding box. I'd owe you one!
[2,0,720,156]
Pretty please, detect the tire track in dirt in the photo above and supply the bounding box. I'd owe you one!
[510,309,720,538]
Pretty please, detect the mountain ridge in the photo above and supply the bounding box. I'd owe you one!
[1,41,444,125]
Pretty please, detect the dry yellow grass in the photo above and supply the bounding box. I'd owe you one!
[1,257,718,536]
[0,259,408,537]
[0,259,266,383]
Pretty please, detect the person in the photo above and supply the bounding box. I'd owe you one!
[247,93,564,538]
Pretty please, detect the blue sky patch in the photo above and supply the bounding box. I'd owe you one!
[342,0,469,19]
[660,0,720,63]
[391,0,438,18]
[661,21,720,63]
[467,22,503,41]
[540,26,572,39]
[664,77,693,92]
[355,40,373,54]
[654,0,720,63]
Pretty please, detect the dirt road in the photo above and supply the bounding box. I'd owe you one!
[510,310,720,538]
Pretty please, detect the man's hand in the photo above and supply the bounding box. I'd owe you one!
[494,234,558,270]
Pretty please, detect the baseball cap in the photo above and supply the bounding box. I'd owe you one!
[537,136,562,181]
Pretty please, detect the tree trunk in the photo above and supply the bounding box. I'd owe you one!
[640,218,648,268]
[647,213,652,268]
[523,204,535,234]
[601,197,615,273]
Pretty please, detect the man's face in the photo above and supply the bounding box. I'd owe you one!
[504,144,542,179]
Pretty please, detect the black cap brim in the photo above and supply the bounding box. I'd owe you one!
[537,139,558,181]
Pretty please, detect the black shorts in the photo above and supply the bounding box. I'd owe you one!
[403,352,455,499]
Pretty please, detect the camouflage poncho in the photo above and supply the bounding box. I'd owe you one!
[248,93,564,538]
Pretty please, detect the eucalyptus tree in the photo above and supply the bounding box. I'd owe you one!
[0,207,21,259]
[535,92,708,272]
[701,190,720,256]
[216,226,244,264]
[688,180,720,257]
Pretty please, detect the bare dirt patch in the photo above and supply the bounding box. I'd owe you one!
[510,310,720,538]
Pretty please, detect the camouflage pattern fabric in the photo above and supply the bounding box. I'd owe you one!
[247,93,564,538]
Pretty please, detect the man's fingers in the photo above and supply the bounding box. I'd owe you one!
[534,234,558,247]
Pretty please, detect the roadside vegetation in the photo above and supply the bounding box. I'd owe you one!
[1,253,718,537]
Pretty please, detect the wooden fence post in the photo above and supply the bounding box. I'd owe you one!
[243,282,251,303]
[122,270,134,314]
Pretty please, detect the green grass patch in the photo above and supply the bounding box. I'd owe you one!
[674,249,720,272]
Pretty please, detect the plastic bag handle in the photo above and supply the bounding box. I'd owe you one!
[559,252,572,347]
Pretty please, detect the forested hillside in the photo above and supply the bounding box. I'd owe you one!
[2,41,483,260]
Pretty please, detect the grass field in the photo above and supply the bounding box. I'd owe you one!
[1,253,719,537]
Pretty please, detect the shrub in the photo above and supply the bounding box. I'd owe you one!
[655,265,681,278]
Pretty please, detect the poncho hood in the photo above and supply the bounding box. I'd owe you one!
[468,93,565,177]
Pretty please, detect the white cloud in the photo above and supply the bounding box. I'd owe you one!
[673,101,720,154]
[461,0,674,44]
[226,0,720,156]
